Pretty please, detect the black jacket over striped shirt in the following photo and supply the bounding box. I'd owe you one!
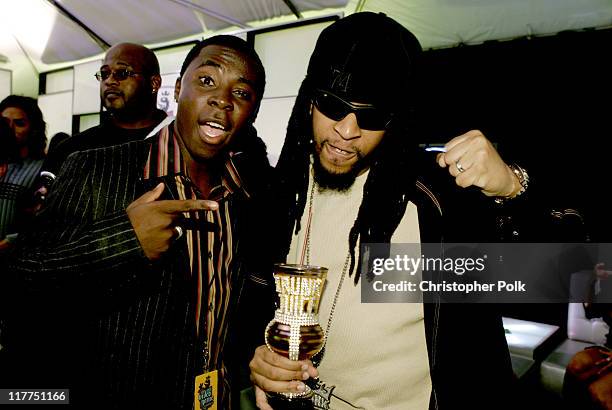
[2,137,271,409]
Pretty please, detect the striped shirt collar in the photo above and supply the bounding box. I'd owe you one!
[142,121,248,201]
[142,120,242,376]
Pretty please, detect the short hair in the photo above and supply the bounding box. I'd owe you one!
[0,95,47,160]
[180,35,266,102]
[106,43,160,77]
[140,46,160,77]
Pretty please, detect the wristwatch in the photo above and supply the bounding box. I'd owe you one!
[495,163,529,204]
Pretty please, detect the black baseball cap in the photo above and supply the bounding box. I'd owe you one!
[306,12,422,112]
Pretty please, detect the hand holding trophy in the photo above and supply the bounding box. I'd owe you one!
[264,264,327,402]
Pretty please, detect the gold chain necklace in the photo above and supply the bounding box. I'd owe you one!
[304,179,351,365]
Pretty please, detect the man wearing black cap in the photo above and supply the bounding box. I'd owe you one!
[247,12,525,410]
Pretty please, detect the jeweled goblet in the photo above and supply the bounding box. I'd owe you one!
[265,264,327,400]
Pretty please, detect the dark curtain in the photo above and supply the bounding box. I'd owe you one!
[416,28,612,242]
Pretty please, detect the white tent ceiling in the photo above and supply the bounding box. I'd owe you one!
[1,0,612,78]
[0,0,350,72]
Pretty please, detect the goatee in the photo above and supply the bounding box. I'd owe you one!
[312,152,363,192]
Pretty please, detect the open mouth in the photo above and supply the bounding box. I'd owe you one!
[201,120,228,139]
[325,142,356,159]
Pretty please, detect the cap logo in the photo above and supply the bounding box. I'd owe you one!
[330,68,351,93]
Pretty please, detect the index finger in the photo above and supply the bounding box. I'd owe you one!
[441,134,474,165]
[436,135,468,168]
[446,129,487,150]
[157,199,219,213]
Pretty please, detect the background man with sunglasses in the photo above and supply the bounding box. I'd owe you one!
[247,12,526,410]
[34,42,170,202]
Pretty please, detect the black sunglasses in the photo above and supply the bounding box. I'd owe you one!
[312,89,392,131]
[94,68,142,82]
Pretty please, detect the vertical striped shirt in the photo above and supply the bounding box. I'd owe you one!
[0,158,43,241]
[142,123,245,374]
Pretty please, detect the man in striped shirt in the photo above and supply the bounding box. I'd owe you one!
[5,35,270,409]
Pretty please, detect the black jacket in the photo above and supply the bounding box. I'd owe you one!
[42,109,168,177]
[239,155,524,410]
[3,129,271,409]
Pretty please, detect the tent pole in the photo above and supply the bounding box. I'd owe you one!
[281,0,303,19]
[45,0,110,50]
[166,0,250,29]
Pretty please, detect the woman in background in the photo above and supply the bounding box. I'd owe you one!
[0,95,46,253]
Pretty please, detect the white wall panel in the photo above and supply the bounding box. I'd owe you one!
[155,45,191,76]
[254,21,333,98]
[0,69,11,101]
[79,113,100,133]
[73,60,101,115]
[254,96,296,166]
[38,91,73,142]
[46,69,73,93]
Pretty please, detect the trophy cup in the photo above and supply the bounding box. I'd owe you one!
[265,264,327,400]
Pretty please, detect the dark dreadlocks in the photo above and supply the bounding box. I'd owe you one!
[274,13,424,283]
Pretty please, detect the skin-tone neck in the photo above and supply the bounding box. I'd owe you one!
[174,128,222,199]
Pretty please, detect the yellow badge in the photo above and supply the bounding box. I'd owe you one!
[194,370,218,410]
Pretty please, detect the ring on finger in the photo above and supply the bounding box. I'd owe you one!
[456,161,465,173]
[174,225,184,239]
